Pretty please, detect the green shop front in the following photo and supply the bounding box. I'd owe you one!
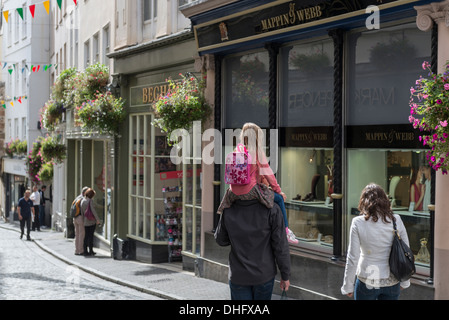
[109,31,203,268]
[185,0,437,299]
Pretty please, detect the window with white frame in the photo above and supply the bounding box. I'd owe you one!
[84,40,90,67]
[14,10,19,43]
[21,117,26,141]
[14,118,19,139]
[22,4,27,39]
[7,119,12,141]
[128,113,181,243]
[93,33,99,63]
[14,63,19,96]
[7,13,12,46]
[144,0,157,21]
[103,25,110,64]
[22,60,26,95]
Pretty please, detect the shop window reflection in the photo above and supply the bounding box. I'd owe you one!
[224,51,269,128]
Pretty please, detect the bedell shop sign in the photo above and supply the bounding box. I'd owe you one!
[194,0,403,52]
[130,82,170,106]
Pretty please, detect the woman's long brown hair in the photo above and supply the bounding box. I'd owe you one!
[358,183,395,223]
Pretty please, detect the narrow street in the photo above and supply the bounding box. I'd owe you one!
[0,227,163,300]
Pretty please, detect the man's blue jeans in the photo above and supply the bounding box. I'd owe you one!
[39,205,45,227]
[229,278,274,300]
[354,278,401,300]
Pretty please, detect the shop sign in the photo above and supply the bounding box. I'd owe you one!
[3,157,27,176]
[130,82,170,107]
[194,0,407,52]
[281,126,333,148]
[346,124,425,149]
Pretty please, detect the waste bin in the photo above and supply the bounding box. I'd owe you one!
[113,235,136,260]
[113,234,124,260]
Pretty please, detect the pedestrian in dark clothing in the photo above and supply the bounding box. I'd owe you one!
[39,185,49,228]
[81,188,101,256]
[215,199,291,300]
[18,189,35,241]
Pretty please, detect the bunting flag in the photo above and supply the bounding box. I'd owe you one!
[43,0,50,15]
[17,8,24,20]
[29,4,36,18]
[2,61,58,75]
[2,0,78,23]
[1,96,28,108]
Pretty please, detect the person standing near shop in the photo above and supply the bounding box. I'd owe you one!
[341,183,411,300]
[215,198,291,300]
[81,188,101,256]
[17,189,35,241]
[30,185,41,232]
[73,186,89,255]
[39,185,49,228]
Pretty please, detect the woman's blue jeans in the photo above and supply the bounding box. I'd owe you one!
[354,278,401,300]
[229,278,275,300]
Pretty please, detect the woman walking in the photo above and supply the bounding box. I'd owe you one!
[341,183,411,300]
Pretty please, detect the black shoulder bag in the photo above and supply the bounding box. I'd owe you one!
[389,218,416,282]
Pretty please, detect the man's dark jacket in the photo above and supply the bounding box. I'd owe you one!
[215,199,291,286]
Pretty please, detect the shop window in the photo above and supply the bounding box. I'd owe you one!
[68,139,114,241]
[182,133,202,256]
[224,51,269,129]
[280,147,334,251]
[347,150,431,269]
[345,22,432,274]
[128,113,183,243]
[278,38,335,252]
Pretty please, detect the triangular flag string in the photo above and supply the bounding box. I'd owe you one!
[2,0,77,23]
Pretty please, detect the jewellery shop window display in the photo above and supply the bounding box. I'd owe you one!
[278,37,335,252]
[345,22,432,273]
[128,113,182,244]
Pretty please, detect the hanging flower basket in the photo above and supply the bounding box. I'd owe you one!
[152,73,211,144]
[38,162,54,182]
[41,135,67,164]
[409,61,449,174]
[5,138,27,158]
[75,91,126,135]
[41,100,66,131]
[52,67,77,106]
